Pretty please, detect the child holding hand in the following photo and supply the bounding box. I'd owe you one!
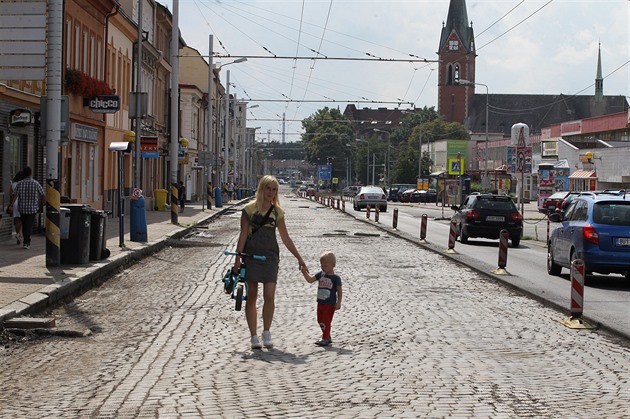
[301,251,342,346]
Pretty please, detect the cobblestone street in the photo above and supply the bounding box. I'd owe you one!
[1,195,629,418]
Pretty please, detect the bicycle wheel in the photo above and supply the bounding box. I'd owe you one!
[235,283,244,311]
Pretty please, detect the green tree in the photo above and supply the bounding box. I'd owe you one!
[301,107,354,183]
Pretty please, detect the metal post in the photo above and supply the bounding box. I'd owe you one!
[169,0,180,224]
[223,70,230,185]
[207,34,214,206]
[134,0,143,190]
[45,0,63,266]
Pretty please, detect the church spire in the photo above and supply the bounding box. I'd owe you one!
[595,42,603,102]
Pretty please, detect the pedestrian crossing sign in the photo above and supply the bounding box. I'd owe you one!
[448,158,464,175]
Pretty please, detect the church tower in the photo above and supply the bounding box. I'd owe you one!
[595,43,603,103]
[437,0,476,123]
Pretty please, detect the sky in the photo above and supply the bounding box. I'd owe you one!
[160,0,630,142]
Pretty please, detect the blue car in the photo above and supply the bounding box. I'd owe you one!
[547,192,630,279]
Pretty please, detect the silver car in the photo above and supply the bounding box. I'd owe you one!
[353,186,387,212]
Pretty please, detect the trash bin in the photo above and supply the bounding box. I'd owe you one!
[59,207,70,239]
[89,210,107,261]
[130,194,147,242]
[214,186,223,207]
[61,204,91,265]
[154,188,168,211]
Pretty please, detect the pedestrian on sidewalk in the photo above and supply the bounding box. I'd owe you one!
[9,166,45,249]
[227,181,234,202]
[301,250,343,347]
[178,181,186,213]
[8,170,25,245]
[233,175,308,350]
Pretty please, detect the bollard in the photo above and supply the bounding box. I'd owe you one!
[447,219,457,252]
[375,206,380,223]
[342,200,345,212]
[570,259,585,317]
[420,214,428,242]
[494,229,509,273]
[392,208,398,229]
[561,259,593,329]
[366,204,371,219]
[547,218,550,245]
[337,199,340,210]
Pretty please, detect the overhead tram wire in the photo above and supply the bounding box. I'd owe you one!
[213,56,439,63]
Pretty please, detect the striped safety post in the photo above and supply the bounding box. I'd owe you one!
[447,219,457,251]
[170,183,179,224]
[420,214,428,241]
[342,200,345,212]
[374,206,380,223]
[337,199,340,210]
[366,204,371,220]
[45,180,61,266]
[570,259,585,317]
[392,208,398,230]
[497,229,509,269]
[547,218,550,245]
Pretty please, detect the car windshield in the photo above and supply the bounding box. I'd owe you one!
[475,198,515,211]
[592,202,630,226]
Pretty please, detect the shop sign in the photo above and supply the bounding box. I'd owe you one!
[88,95,120,113]
[9,109,32,126]
[141,136,158,159]
[72,123,98,143]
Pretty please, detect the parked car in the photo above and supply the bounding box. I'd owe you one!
[547,192,630,279]
[451,194,523,247]
[540,191,571,213]
[306,187,316,197]
[387,184,415,202]
[399,188,417,203]
[298,184,308,193]
[353,186,387,212]
[412,188,438,203]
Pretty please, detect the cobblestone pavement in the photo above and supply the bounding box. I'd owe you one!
[1,195,629,418]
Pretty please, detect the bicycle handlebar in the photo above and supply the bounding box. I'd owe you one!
[224,250,266,261]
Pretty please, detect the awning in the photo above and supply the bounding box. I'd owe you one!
[430,170,446,177]
[570,170,597,178]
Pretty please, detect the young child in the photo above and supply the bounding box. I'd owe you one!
[301,251,342,346]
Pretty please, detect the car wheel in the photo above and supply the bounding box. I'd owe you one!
[460,226,469,244]
[547,246,562,276]
[511,236,520,248]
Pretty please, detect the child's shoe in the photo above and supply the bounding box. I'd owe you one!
[315,338,332,346]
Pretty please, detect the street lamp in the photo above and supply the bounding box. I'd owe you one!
[373,128,391,186]
[459,78,490,189]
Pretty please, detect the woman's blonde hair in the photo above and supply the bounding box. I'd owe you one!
[255,175,281,210]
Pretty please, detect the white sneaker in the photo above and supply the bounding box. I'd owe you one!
[250,335,262,350]
[262,330,273,348]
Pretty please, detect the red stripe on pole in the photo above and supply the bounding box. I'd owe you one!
[420,214,427,240]
[366,204,371,219]
[570,259,585,316]
[448,219,457,249]
[393,208,398,229]
[498,229,509,269]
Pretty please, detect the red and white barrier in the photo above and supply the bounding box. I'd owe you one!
[447,219,457,251]
[392,208,398,229]
[570,259,585,317]
[366,204,371,219]
[342,200,345,212]
[498,229,509,270]
[420,214,428,241]
[374,206,380,223]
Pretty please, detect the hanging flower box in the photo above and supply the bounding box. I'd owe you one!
[65,68,114,98]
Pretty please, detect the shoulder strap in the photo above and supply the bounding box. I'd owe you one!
[251,205,274,236]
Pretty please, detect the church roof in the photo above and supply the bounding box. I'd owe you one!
[439,0,474,53]
[465,94,629,136]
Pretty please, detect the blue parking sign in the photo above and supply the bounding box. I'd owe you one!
[318,164,332,181]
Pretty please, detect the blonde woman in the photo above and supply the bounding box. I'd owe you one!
[233,175,307,349]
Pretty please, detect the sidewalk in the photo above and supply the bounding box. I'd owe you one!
[0,200,242,324]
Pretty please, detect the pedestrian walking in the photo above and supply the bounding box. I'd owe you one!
[8,171,25,245]
[9,166,45,249]
[233,175,308,349]
[178,181,186,213]
[301,250,343,346]
[227,181,234,202]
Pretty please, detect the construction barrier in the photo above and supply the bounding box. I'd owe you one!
[366,204,371,219]
[447,219,457,251]
[570,259,585,317]
[547,218,550,245]
[374,206,380,223]
[342,200,345,212]
[420,214,428,241]
[498,229,509,269]
[392,208,398,229]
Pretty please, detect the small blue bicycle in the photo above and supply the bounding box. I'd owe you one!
[222,250,266,311]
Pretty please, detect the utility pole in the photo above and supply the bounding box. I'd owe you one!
[169,0,180,223]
